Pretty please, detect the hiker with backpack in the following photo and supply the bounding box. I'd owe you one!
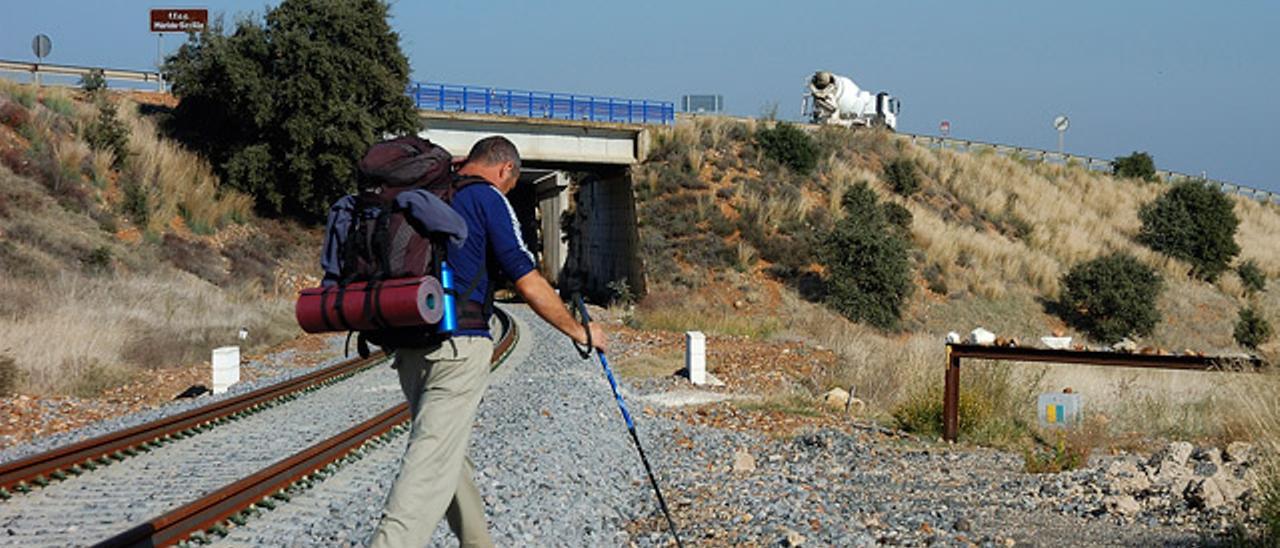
[312,135,606,547]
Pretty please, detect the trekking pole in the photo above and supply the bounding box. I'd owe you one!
[573,295,684,548]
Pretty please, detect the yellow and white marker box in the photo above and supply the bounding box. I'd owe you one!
[1037,392,1082,428]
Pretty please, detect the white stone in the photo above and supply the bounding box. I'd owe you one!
[784,528,807,547]
[967,328,995,345]
[732,448,756,474]
[1040,336,1072,350]
[822,387,850,410]
[685,331,706,385]
[1104,494,1142,517]
[1112,338,1138,352]
[212,346,240,395]
[945,331,961,344]
[1150,441,1194,468]
[1184,478,1226,510]
[1225,441,1254,464]
[1105,459,1151,494]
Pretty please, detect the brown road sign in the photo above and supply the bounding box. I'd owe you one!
[150,9,208,33]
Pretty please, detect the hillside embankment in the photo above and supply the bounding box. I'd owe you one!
[614,115,1280,540]
[0,81,322,444]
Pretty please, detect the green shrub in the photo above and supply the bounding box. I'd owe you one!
[881,201,913,236]
[1059,252,1163,344]
[893,384,988,439]
[1258,471,1280,546]
[84,99,130,168]
[821,182,913,330]
[1234,306,1273,350]
[83,245,114,275]
[1023,431,1093,473]
[892,362,1033,445]
[884,157,920,196]
[0,353,21,396]
[1138,181,1240,281]
[121,178,149,226]
[1112,151,1157,181]
[12,87,36,108]
[755,122,817,175]
[40,95,75,117]
[1239,260,1267,294]
[165,0,418,219]
[79,69,107,94]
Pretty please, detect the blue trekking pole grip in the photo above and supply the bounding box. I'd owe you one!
[573,295,683,547]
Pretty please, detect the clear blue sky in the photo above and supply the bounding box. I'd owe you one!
[3,1,1277,193]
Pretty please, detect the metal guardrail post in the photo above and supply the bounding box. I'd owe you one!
[943,346,960,442]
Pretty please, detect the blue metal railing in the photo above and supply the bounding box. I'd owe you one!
[407,81,675,125]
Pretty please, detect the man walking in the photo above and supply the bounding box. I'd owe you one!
[371,136,607,547]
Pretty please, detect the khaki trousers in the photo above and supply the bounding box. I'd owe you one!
[371,337,495,548]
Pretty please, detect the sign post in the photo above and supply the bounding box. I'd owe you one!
[150,9,208,91]
[1053,114,1070,156]
[31,34,52,88]
[939,119,950,138]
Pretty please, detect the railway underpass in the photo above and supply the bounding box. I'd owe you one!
[418,109,654,302]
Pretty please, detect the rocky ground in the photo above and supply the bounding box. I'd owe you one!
[0,307,1266,546]
[609,324,1265,546]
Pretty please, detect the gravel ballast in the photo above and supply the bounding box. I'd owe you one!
[218,306,1237,546]
[0,353,401,546]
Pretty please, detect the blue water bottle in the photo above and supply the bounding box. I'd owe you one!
[439,261,457,334]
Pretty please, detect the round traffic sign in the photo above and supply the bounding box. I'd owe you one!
[940,120,951,134]
[32,34,52,59]
[1053,114,1069,132]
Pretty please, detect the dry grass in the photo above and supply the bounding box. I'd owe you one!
[0,272,295,395]
[115,100,253,234]
[633,293,781,339]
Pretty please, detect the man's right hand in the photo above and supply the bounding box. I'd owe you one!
[513,271,609,354]
[574,323,608,354]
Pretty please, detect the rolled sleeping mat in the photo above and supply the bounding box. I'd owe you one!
[295,276,446,333]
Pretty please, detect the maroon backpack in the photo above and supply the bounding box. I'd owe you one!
[339,136,477,351]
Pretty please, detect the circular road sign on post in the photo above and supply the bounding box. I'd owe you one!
[1053,114,1069,155]
[940,120,951,137]
[31,34,52,88]
[32,34,52,59]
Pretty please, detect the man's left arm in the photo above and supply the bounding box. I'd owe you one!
[482,188,607,351]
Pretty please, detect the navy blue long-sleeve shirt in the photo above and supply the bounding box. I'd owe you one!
[447,182,537,337]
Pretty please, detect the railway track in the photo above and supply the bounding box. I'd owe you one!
[0,353,388,499]
[0,308,517,547]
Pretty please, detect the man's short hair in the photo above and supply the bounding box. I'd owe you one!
[466,136,521,172]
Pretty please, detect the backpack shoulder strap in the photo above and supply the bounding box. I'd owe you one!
[436,175,490,204]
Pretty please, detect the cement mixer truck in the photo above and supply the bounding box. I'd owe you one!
[803,71,900,130]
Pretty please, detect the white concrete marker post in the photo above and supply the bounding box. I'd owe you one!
[212,346,241,395]
[685,331,706,385]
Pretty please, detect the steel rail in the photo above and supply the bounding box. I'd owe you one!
[97,308,518,547]
[0,351,387,497]
[942,343,1264,442]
